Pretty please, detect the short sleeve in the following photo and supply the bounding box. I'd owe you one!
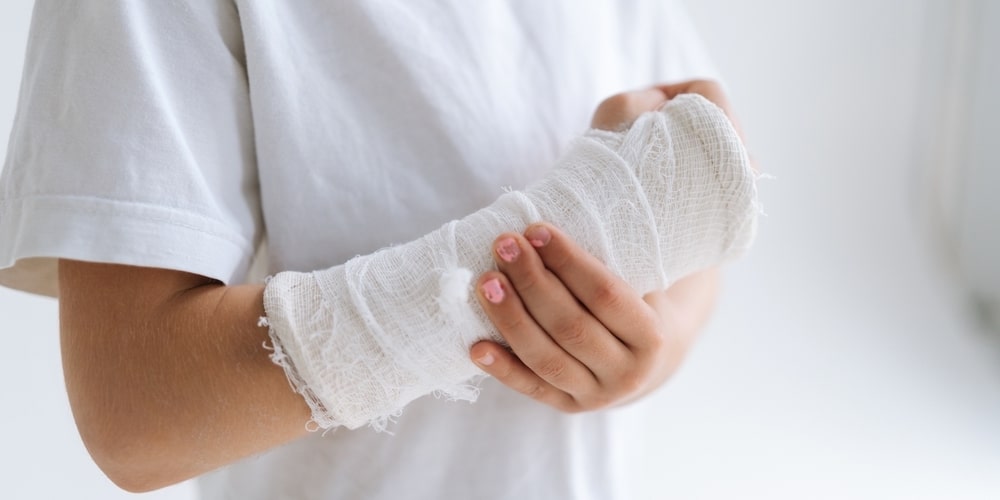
[0,0,261,297]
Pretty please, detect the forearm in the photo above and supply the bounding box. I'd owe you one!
[264,94,756,429]
[58,260,310,492]
[56,93,755,490]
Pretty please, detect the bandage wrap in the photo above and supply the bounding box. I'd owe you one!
[263,94,759,430]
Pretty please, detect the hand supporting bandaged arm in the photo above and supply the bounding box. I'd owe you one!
[261,94,759,430]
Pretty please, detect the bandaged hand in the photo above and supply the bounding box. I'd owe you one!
[471,81,747,412]
[262,80,759,430]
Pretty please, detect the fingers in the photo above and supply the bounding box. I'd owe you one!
[590,87,668,131]
[589,80,749,159]
[470,340,577,413]
[589,80,734,135]
[654,79,748,145]
[655,79,727,103]
[473,272,598,395]
[471,224,696,412]
[486,233,632,376]
[520,223,664,352]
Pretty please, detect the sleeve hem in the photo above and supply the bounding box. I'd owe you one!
[0,195,256,297]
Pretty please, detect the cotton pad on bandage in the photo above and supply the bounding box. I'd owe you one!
[262,94,759,430]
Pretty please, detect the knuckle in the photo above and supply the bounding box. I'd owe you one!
[520,382,547,400]
[690,80,728,107]
[535,357,567,381]
[639,324,666,351]
[633,309,666,347]
[498,314,529,335]
[616,372,645,395]
[518,268,545,292]
[591,278,625,310]
[593,93,635,127]
[602,92,637,111]
[646,334,666,354]
[690,78,719,89]
[596,93,626,113]
[555,316,590,347]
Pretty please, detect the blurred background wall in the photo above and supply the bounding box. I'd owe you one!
[640,1,1000,498]
[1,1,997,499]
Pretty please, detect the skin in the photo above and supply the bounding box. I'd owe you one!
[58,80,741,492]
[472,226,718,412]
[470,81,739,411]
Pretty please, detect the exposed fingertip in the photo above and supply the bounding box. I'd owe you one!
[475,351,496,366]
[480,278,504,304]
[495,237,520,263]
[469,342,497,367]
[524,225,551,248]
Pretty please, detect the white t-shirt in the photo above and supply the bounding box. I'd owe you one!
[0,1,717,498]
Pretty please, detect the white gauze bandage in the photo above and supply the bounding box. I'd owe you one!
[263,94,759,430]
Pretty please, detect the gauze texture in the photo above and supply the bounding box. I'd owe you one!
[263,94,759,430]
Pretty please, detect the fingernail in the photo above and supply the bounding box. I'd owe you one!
[495,238,520,263]
[525,226,551,247]
[476,352,495,366]
[481,278,504,304]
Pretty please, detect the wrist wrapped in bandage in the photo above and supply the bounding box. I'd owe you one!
[262,94,759,430]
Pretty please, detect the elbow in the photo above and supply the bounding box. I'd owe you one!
[111,474,178,494]
[97,451,169,494]
[63,352,182,491]
[58,259,212,492]
[106,470,170,495]
[77,418,180,493]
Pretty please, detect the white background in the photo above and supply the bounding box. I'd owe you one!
[1,1,998,499]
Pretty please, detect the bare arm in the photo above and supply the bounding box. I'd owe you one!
[58,259,719,494]
[58,260,310,492]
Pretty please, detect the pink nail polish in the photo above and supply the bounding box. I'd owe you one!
[496,238,520,263]
[525,226,551,247]
[481,278,504,304]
